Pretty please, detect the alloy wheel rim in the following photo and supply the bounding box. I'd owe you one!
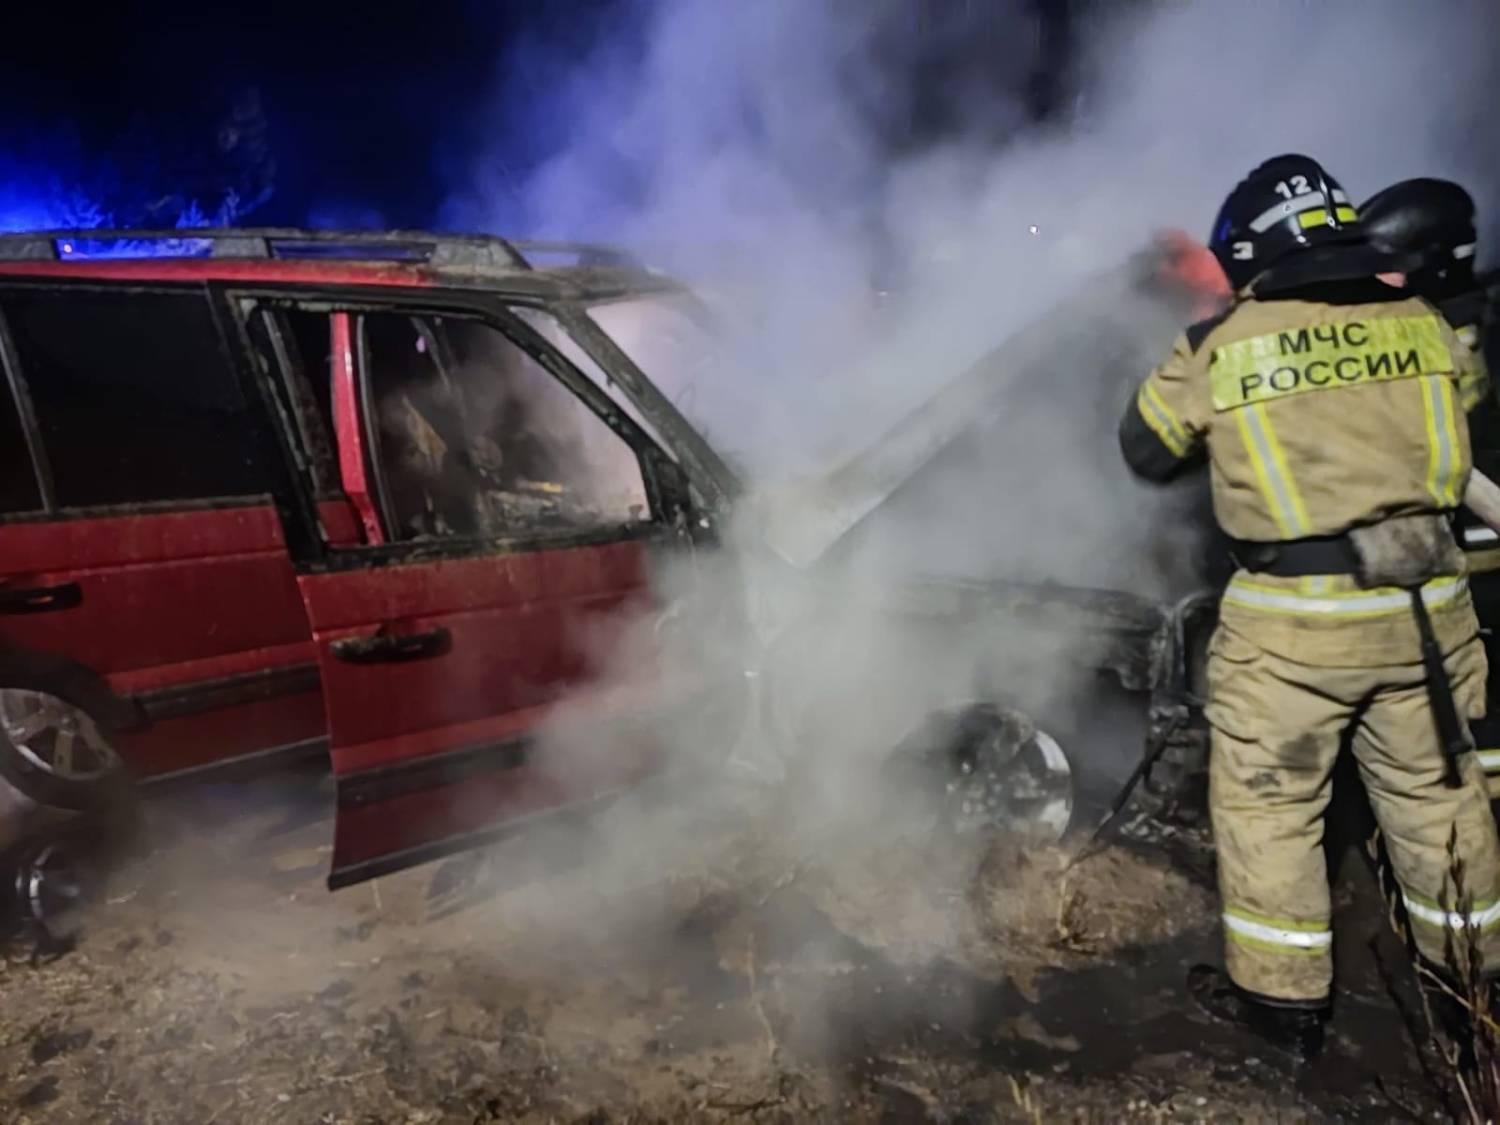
[0,690,120,782]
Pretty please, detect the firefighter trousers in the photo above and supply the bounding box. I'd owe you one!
[1205,624,1500,1004]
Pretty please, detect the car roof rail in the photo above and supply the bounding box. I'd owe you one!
[507,241,644,269]
[0,228,550,269]
[0,229,648,272]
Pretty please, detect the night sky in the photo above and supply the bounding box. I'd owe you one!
[0,0,625,230]
[0,0,1073,234]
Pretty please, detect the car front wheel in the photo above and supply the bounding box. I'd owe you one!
[892,702,1076,843]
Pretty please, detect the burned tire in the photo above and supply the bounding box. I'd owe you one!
[9,830,99,945]
[0,688,126,812]
[896,702,1076,843]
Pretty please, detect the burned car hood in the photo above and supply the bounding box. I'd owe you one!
[751,234,1226,603]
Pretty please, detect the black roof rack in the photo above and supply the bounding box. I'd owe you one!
[507,241,641,269]
[0,228,644,272]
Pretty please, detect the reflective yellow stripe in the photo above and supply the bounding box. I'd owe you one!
[1258,408,1312,534]
[1421,375,1441,499]
[1224,906,1329,933]
[1223,574,1465,619]
[1235,404,1310,537]
[1460,367,1487,411]
[1137,381,1189,457]
[1405,887,1499,911]
[1439,378,1463,506]
[1296,205,1359,229]
[1477,749,1500,773]
[1235,407,1293,537]
[1223,908,1331,954]
[1403,893,1500,932]
[1226,930,1328,956]
[1421,375,1461,507]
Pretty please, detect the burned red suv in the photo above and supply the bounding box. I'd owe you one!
[0,229,738,893]
[0,225,1244,939]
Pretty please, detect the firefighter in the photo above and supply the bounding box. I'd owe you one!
[1361,180,1500,799]
[1118,153,1500,1061]
[1361,179,1489,390]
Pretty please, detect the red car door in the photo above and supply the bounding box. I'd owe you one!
[245,298,683,887]
[0,284,325,784]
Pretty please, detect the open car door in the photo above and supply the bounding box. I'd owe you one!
[246,296,692,887]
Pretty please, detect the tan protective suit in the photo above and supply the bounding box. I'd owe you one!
[1127,290,1500,1004]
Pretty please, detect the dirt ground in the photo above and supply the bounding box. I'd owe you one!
[0,768,1458,1123]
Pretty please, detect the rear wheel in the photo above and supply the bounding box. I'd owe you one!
[0,688,126,811]
[11,831,98,946]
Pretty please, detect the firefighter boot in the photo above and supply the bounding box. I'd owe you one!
[1188,964,1328,1062]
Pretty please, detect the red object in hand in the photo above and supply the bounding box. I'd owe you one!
[1153,228,1232,320]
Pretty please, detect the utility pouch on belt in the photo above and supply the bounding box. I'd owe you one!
[1346,514,1464,591]
[1349,514,1468,789]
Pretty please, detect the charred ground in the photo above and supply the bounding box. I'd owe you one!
[0,768,1451,1124]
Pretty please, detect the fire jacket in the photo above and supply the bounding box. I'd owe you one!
[1121,278,1483,665]
[1442,284,1500,543]
[1437,286,1491,385]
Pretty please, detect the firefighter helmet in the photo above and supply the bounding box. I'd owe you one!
[1208,154,1369,291]
[1360,178,1477,293]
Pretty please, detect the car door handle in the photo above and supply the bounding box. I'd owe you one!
[331,627,452,665]
[0,582,83,615]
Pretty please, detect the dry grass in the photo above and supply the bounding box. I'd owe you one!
[0,787,1408,1123]
[1376,823,1500,1122]
[972,840,1214,962]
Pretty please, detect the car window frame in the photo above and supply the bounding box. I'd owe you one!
[0,297,50,515]
[251,307,343,500]
[225,285,687,573]
[0,279,301,532]
[554,299,739,513]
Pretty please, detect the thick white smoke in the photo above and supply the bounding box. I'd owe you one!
[452,0,1498,467]
[446,0,1500,590]
[439,0,1500,996]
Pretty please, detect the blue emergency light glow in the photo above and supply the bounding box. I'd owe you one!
[55,236,216,260]
[0,194,87,237]
[0,172,265,257]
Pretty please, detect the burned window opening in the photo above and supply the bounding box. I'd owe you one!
[358,311,653,544]
[585,294,723,427]
[565,298,740,510]
[512,305,681,465]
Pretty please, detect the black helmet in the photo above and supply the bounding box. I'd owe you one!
[1360,178,1476,294]
[1209,154,1374,292]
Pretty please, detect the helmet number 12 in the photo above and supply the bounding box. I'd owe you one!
[1275,175,1312,199]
